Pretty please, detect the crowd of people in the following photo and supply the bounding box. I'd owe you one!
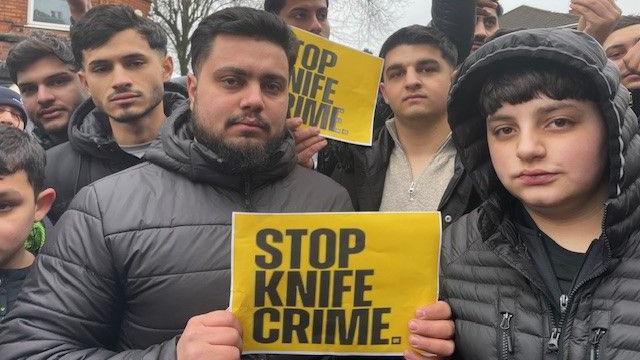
[0,0,639,359]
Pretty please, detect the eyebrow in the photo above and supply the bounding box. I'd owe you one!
[17,71,71,87]
[487,101,582,123]
[214,67,248,77]
[606,37,640,52]
[87,52,148,67]
[0,189,21,197]
[476,7,497,18]
[385,58,440,74]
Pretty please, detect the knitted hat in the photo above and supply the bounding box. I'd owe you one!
[0,87,28,128]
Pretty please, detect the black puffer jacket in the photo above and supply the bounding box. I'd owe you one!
[442,29,640,359]
[0,104,352,359]
[332,124,479,229]
[45,83,187,223]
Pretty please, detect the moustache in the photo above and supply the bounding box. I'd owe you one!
[226,114,271,131]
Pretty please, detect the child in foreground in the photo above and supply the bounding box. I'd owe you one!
[0,124,55,320]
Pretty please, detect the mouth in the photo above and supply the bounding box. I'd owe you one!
[471,41,484,51]
[623,74,640,84]
[402,94,428,102]
[38,107,65,121]
[516,170,558,186]
[228,116,270,132]
[109,92,141,105]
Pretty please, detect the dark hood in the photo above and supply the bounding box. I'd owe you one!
[144,103,298,192]
[448,28,640,251]
[68,83,187,159]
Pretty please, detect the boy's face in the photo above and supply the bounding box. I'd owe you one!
[379,44,453,123]
[0,171,54,269]
[486,96,608,214]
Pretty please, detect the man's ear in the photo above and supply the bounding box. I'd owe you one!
[379,82,390,105]
[34,188,56,222]
[187,73,197,110]
[162,55,174,81]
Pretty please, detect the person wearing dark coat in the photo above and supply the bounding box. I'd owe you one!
[437,28,640,359]
[43,5,184,224]
[0,7,353,360]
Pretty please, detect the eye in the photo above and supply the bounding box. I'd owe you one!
[263,81,284,94]
[220,76,244,88]
[19,85,37,96]
[493,126,516,137]
[607,51,624,60]
[0,202,15,213]
[291,10,307,20]
[317,9,328,21]
[548,118,573,129]
[49,77,71,87]
[127,59,145,68]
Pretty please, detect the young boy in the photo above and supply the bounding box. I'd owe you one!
[0,124,55,320]
[408,28,640,358]
[0,87,28,131]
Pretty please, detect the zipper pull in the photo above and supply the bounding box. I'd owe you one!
[547,327,561,352]
[589,328,607,360]
[560,294,569,314]
[408,181,416,201]
[500,312,514,354]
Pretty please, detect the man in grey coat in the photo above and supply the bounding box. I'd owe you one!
[0,7,352,360]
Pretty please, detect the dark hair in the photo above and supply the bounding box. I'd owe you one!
[613,15,640,32]
[70,5,167,67]
[495,2,504,17]
[190,7,298,76]
[479,60,599,117]
[0,124,46,193]
[6,31,76,84]
[264,0,329,14]
[379,25,458,68]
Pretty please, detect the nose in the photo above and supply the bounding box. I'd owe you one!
[516,129,546,161]
[308,15,323,35]
[404,68,422,90]
[474,20,488,40]
[239,82,265,113]
[112,65,133,90]
[36,85,55,105]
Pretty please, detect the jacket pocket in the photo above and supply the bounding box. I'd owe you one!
[589,328,607,360]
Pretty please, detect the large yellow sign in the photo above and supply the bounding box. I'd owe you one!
[230,212,441,355]
[289,28,384,146]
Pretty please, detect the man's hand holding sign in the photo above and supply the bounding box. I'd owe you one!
[230,212,450,358]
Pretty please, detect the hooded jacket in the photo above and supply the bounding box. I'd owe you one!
[0,103,352,359]
[44,84,187,223]
[441,29,640,359]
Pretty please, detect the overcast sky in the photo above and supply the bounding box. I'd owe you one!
[359,0,640,52]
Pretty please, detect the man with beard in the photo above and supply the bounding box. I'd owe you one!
[0,7,353,359]
[6,32,88,149]
[604,16,640,117]
[43,5,187,223]
[471,0,502,52]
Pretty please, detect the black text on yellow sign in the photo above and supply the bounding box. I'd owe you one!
[288,28,383,146]
[231,212,441,355]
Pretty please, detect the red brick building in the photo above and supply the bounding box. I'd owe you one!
[0,0,151,85]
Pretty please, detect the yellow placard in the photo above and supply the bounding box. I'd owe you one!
[230,212,441,355]
[289,28,384,146]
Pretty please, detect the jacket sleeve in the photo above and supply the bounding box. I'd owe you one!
[430,0,475,64]
[0,185,178,360]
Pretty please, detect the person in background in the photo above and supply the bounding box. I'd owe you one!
[6,32,88,149]
[603,15,640,116]
[0,88,28,131]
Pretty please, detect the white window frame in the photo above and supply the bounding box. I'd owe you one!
[26,0,71,31]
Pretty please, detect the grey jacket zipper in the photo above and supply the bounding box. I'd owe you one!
[500,312,514,359]
[589,328,607,360]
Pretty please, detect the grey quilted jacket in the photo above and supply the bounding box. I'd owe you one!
[441,29,640,360]
[442,29,640,359]
[0,103,352,359]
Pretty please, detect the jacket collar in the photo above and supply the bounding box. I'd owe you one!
[144,103,297,192]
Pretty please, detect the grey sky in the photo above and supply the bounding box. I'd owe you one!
[365,0,640,52]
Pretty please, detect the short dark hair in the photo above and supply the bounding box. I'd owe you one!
[379,25,458,68]
[6,31,76,84]
[70,5,167,67]
[264,0,329,14]
[0,124,46,193]
[190,7,298,76]
[479,60,599,117]
[613,15,640,32]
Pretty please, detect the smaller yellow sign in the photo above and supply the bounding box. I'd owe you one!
[289,28,384,146]
[230,212,441,355]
